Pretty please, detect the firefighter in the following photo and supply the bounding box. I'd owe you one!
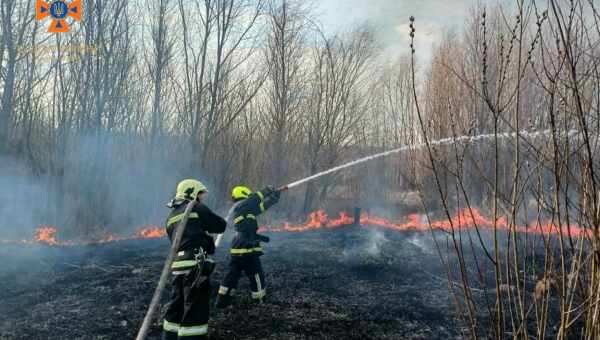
[162,179,227,340]
[215,185,281,308]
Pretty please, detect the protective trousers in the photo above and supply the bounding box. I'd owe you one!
[162,268,210,340]
[218,254,266,301]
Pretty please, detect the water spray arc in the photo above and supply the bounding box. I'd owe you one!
[279,128,579,192]
[214,128,580,250]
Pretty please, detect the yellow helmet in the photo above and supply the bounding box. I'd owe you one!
[231,185,252,200]
[175,179,208,201]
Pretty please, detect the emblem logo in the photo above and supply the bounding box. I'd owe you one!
[35,0,82,33]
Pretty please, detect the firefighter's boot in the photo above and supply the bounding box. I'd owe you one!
[216,287,233,308]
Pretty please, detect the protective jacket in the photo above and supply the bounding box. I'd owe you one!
[230,187,279,255]
[166,202,226,254]
[162,201,226,340]
[217,187,280,307]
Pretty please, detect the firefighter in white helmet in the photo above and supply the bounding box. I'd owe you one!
[162,179,226,340]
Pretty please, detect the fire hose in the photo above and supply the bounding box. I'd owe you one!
[135,200,196,340]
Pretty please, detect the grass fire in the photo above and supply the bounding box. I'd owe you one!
[1,0,600,339]
[6,208,586,247]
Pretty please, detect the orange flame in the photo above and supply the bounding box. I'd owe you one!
[3,224,166,246]
[34,226,59,245]
[258,210,355,234]
[1,208,589,247]
[261,208,590,238]
[135,226,167,239]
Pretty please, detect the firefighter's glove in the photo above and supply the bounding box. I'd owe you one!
[269,189,281,203]
[261,185,281,209]
[257,234,270,243]
[263,185,276,196]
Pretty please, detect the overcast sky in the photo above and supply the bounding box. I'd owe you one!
[316,0,481,62]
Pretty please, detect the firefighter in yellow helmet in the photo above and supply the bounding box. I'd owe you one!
[162,179,226,340]
[216,185,281,308]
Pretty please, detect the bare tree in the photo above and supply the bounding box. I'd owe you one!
[146,0,175,154]
[263,0,309,188]
[199,0,266,167]
[0,0,34,153]
[302,26,376,212]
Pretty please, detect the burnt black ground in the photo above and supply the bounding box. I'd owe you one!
[0,227,466,340]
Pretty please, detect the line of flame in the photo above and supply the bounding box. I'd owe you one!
[1,208,588,247]
[259,209,589,238]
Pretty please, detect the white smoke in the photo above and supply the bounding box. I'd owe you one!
[341,228,390,264]
[406,233,432,254]
[0,156,71,239]
[0,132,202,240]
[364,229,388,257]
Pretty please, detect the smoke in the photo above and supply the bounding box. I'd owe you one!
[0,156,68,239]
[341,228,391,265]
[364,228,388,257]
[0,131,208,240]
[406,233,432,253]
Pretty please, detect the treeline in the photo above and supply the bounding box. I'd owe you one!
[0,0,598,234]
[0,0,419,234]
[3,0,600,337]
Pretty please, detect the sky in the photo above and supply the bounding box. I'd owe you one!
[316,0,480,63]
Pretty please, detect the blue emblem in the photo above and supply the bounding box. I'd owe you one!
[50,1,68,19]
